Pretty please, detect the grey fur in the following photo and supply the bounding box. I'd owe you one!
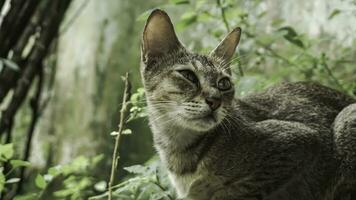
[140,9,356,200]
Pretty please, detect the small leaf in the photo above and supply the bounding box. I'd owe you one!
[151,192,166,200]
[35,174,47,189]
[122,129,132,135]
[10,160,31,169]
[170,0,190,5]
[271,18,284,27]
[124,165,148,175]
[6,178,20,184]
[0,143,14,161]
[94,181,107,192]
[110,131,119,136]
[278,26,304,49]
[328,9,341,20]
[92,154,104,165]
[13,193,38,200]
[48,165,62,176]
[3,59,19,71]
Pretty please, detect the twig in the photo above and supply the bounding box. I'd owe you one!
[108,72,131,200]
[320,57,345,91]
[216,0,230,32]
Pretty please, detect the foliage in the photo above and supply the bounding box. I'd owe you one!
[0,142,105,200]
[0,144,30,194]
[89,158,176,200]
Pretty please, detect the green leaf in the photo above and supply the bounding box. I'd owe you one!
[0,171,5,192]
[10,160,31,169]
[271,18,284,27]
[3,59,19,71]
[328,9,341,20]
[122,129,132,135]
[6,177,20,184]
[48,165,62,176]
[124,165,149,175]
[170,0,190,5]
[278,26,304,49]
[94,181,107,192]
[0,143,14,161]
[13,193,38,200]
[110,131,119,136]
[151,192,166,200]
[92,154,104,165]
[35,174,47,189]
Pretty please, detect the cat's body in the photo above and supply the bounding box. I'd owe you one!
[141,9,356,200]
[151,82,355,200]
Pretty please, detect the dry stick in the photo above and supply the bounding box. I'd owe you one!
[108,72,131,200]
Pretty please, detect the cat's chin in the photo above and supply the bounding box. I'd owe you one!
[178,114,221,132]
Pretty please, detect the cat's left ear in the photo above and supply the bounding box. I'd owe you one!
[210,27,241,64]
[142,9,183,65]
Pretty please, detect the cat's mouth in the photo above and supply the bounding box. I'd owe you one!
[201,113,217,122]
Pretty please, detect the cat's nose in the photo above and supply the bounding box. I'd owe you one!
[205,97,221,111]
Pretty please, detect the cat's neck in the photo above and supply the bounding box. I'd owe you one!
[149,110,206,151]
[147,104,217,174]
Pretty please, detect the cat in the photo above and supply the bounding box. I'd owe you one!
[140,9,356,200]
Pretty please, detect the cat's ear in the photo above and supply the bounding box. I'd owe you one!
[210,27,241,64]
[142,9,182,64]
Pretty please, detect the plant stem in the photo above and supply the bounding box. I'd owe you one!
[108,72,131,200]
[217,0,230,32]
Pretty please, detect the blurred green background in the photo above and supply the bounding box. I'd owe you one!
[1,0,356,199]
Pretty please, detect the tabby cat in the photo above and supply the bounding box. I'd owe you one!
[140,9,356,200]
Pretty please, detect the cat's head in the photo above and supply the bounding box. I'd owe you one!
[141,9,241,132]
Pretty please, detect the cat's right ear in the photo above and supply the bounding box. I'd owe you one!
[210,27,241,65]
[141,9,182,65]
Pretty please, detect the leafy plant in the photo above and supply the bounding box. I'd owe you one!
[89,158,175,200]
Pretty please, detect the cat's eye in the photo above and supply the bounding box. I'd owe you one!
[217,77,232,91]
[177,70,199,84]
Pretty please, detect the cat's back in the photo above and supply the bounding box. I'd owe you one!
[237,81,355,128]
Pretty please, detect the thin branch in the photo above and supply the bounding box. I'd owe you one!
[321,57,345,91]
[108,72,131,200]
[217,0,230,32]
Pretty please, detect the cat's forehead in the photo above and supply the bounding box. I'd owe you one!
[180,54,230,76]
